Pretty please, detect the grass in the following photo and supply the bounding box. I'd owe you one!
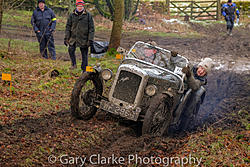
[129,30,202,38]
[0,38,68,54]
[2,9,203,40]
[0,37,120,125]
[2,10,67,31]
[181,128,249,166]
[135,30,201,38]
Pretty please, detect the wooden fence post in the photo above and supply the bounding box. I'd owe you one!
[166,0,170,16]
[191,0,194,20]
[217,0,221,20]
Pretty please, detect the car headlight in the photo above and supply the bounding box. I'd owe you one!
[101,69,112,80]
[145,84,157,96]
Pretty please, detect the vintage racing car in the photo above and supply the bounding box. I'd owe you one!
[70,41,206,136]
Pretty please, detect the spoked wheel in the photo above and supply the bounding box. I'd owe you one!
[70,72,103,120]
[142,94,173,136]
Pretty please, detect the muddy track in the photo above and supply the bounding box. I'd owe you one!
[0,77,249,166]
[1,23,249,60]
[1,70,249,166]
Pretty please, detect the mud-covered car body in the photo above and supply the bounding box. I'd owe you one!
[100,42,188,120]
[71,41,206,135]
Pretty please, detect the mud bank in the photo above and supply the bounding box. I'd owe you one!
[193,71,250,130]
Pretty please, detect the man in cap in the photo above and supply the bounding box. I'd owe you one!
[221,0,240,36]
[31,0,57,60]
[64,0,95,71]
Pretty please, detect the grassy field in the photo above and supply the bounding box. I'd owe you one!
[0,37,120,125]
[0,38,67,54]
[2,10,67,31]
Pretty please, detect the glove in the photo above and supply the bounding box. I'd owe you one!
[64,40,69,47]
[182,66,191,78]
[36,30,42,37]
[171,51,178,57]
[49,29,54,34]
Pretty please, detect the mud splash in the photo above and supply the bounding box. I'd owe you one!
[190,71,250,131]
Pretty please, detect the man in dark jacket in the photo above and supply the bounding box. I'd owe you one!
[31,0,56,60]
[222,0,240,36]
[64,0,95,71]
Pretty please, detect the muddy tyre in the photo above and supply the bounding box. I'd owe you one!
[70,72,103,120]
[142,94,173,136]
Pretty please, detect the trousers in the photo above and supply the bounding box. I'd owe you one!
[36,32,56,60]
[68,44,88,71]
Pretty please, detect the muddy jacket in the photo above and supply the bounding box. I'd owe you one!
[222,3,240,20]
[65,9,95,47]
[31,6,56,34]
[186,65,207,91]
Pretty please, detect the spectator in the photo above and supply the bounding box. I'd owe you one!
[64,0,95,71]
[221,0,240,36]
[31,0,56,60]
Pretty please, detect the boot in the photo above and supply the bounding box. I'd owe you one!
[229,29,233,36]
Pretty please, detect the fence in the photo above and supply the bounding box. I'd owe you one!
[166,0,221,20]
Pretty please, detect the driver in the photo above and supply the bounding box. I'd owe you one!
[182,58,213,91]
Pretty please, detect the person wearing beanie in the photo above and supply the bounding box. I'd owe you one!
[64,0,95,71]
[221,0,240,36]
[182,57,213,91]
[31,0,57,60]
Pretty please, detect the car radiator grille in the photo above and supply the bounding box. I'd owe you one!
[113,70,142,104]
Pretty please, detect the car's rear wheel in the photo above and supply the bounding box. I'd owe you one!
[142,94,173,136]
[71,72,103,120]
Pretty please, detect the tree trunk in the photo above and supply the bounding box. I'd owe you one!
[68,0,75,14]
[0,0,3,34]
[108,0,124,51]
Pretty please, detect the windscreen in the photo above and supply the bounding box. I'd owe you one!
[126,42,188,74]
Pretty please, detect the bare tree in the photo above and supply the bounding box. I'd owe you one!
[108,0,124,51]
[91,0,139,21]
[5,0,26,10]
[0,0,28,34]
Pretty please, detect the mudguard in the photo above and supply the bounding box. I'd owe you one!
[194,86,206,104]
[172,89,192,124]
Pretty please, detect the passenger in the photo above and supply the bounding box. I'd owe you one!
[182,58,213,91]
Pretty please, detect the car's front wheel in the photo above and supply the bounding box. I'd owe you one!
[70,72,103,120]
[142,94,173,136]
